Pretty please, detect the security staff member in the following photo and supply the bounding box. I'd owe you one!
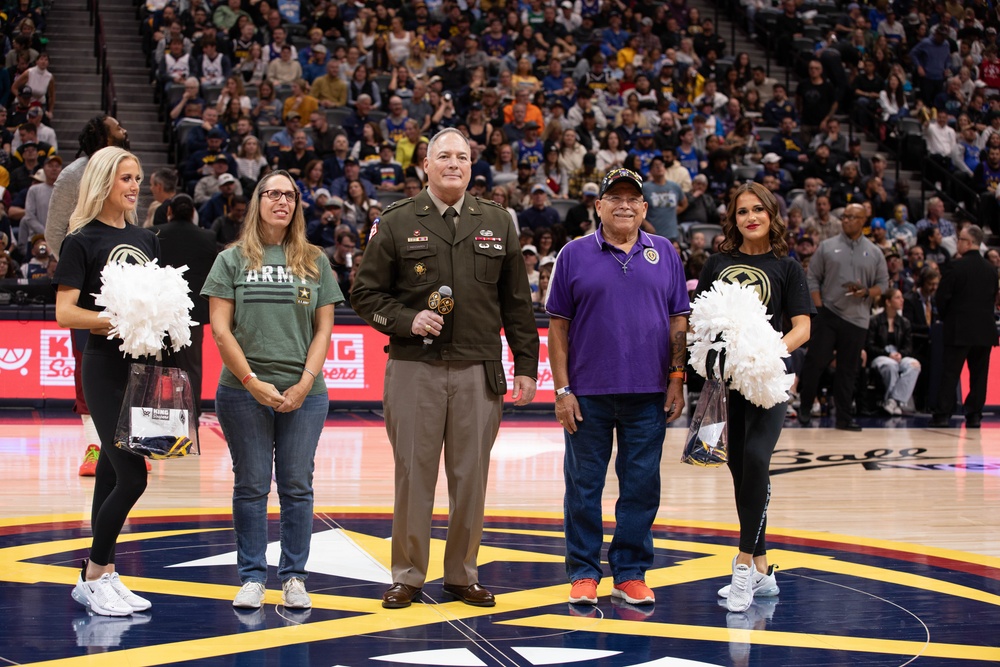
[352,128,539,609]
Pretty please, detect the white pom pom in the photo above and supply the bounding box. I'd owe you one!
[94,260,196,359]
[689,281,794,409]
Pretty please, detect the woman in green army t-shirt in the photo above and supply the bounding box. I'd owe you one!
[202,170,342,611]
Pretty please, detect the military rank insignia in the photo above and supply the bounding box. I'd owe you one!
[414,262,427,276]
[296,286,312,305]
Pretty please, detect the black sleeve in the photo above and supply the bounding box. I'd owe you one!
[782,257,814,318]
[51,233,89,290]
[694,252,721,298]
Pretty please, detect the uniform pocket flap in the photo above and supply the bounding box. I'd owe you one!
[472,243,506,258]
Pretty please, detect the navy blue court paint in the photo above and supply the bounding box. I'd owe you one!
[1,511,998,666]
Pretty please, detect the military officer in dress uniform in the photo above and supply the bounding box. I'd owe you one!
[351,128,540,609]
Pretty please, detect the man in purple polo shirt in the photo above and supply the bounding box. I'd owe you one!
[546,167,689,608]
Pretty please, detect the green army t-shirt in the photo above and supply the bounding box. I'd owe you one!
[202,244,343,393]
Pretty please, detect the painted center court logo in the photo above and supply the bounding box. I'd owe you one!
[0,510,996,666]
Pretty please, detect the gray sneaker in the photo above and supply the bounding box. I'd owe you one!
[233,581,266,609]
[281,578,312,609]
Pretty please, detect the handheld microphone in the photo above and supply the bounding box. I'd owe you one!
[423,285,454,345]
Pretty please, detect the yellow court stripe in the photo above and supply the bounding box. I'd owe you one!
[19,595,539,666]
[649,518,1000,571]
[3,508,999,573]
[498,615,1000,662]
[723,550,1000,607]
[0,529,226,584]
[483,533,1000,608]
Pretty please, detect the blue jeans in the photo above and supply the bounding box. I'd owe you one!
[215,385,328,584]
[563,393,667,585]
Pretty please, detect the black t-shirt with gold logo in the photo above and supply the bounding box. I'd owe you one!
[695,250,813,333]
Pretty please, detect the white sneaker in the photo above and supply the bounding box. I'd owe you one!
[108,572,152,611]
[282,577,312,609]
[718,564,779,598]
[72,573,133,617]
[726,563,755,612]
[233,581,266,609]
[884,398,902,416]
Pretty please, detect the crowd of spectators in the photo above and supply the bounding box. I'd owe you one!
[54,0,987,419]
[0,1,61,281]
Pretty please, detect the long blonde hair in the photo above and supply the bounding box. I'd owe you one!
[234,171,322,280]
[68,147,143,233]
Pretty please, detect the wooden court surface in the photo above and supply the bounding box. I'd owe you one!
[3,410,997,556]
[1,410,998,666]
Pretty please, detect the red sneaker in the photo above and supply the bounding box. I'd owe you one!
[78,445,100,477]
[568,578,598,605]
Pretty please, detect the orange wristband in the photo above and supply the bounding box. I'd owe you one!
[241,372,257,385]
[669,371,685,380]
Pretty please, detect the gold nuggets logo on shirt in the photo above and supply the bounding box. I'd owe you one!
[644,248,660,264]
[296,286,311,305]
[107,244,152,266]
[717,265,772,306]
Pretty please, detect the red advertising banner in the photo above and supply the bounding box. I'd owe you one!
[0,321,556,404]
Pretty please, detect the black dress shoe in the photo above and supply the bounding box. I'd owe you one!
[835,420,862,432]
[382,583,422,609]
[966,416,982,429]
[442,582,496,607]
[929,415,951,428]
[797,414,811,427]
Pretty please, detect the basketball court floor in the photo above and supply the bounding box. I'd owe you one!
[1,409,998,666]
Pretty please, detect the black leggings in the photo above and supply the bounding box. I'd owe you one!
[726,390,786,557]
[82,350,148,566]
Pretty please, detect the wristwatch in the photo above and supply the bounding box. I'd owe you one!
[554,386,573,400]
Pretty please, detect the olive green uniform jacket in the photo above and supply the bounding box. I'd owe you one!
[351,189,540,387]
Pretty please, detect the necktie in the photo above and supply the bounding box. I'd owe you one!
[444,206,457,228]
[925,299,932,325]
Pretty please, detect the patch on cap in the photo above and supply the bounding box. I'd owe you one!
[599,167,643,198]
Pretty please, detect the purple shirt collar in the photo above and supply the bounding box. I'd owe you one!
[594,224,656,252]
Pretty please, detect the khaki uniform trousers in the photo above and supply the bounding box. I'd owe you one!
[383,359,503,587]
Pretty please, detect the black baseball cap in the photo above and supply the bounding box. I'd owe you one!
[599,167,643,197]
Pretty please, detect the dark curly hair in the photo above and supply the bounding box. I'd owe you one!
[77,115,130,158]
[720,181,788,257]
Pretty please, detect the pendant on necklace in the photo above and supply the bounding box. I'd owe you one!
[622,266,628,275]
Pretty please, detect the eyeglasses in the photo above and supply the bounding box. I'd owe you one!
[261,189,299,202]
[602,195,644,207]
